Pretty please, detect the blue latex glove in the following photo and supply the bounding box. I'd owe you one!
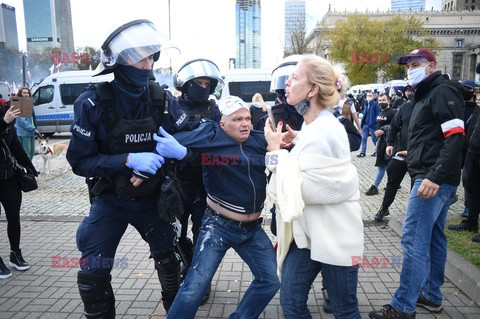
[153,126,187,160]
[127,152,165,175]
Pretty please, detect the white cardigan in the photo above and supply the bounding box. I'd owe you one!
[267,110,364,276]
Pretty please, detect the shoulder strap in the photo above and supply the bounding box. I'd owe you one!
[96,81,118,132]
[148,81,168,126]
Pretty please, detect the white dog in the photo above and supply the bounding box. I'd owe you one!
[38,138,69,174]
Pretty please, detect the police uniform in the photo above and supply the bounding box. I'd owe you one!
[66,19,186,317]
[172,59,223,258]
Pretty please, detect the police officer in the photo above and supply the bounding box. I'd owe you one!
[66,20,187,317]
[256,56,304,132]
[172,59,223,258]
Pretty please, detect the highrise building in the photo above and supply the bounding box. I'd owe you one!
[235,0,261,69]
[391,0,426,11]
[0,3,19,51]
[284,0,306,52]
[23,0,74,54]
[442,0,479,10]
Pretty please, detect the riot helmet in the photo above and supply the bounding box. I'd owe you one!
[173,59,224,95]
[94,19,179,76]
[270,55,302,92]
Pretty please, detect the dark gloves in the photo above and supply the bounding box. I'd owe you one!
[156,175,185,223]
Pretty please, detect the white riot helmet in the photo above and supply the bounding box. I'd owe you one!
[94,19,179,75]
[270,55,302,92]
[173,59,224,95]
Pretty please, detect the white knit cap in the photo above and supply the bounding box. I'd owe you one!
[218,96,249,116]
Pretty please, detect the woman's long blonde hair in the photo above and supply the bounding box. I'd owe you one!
[299,55,349,108]
[252,93,267,112]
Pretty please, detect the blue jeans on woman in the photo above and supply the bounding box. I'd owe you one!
[391,178,457,313]
[167,209,280,319]
[280,241,361,319]
[373,164,387,188]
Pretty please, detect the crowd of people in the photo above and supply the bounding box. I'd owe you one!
[1,18,479,319]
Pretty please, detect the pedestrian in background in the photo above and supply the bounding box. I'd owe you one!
[358,91,380,157]
[14,87,38,160]
[0,106,38,279]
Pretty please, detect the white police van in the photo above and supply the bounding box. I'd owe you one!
[32,70,113,136]
[217,68,277,105]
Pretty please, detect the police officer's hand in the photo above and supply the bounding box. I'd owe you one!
[126,152,165,175]
[153,126,187,160]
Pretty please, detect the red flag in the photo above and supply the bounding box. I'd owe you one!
[27,71,31,80]
[56,63,62,73]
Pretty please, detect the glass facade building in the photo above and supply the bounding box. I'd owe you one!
[0,3,19,51]
[391,0,426,11]
[284,0,305,52]
[23,0,74,54]
[235,0,261,69]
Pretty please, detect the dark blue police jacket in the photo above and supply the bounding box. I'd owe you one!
[67,84,187,178]
[174,120,268,214]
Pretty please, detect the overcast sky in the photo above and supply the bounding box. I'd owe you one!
[5,0,441,71]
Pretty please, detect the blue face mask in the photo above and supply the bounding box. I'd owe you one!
[186,80,210,102]
[117,64,152,88]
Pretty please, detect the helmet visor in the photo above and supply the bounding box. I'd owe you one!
[102,20,179,67]
[175,59,224,91]
[270,62,297,91]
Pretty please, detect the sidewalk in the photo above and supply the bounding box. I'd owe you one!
[0,141,479,318]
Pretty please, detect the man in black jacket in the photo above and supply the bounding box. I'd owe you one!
[370,48,465,319]
[448,81,480,242]
[374,98,414,222]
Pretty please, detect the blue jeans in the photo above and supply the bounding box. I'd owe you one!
[391,179,457,313]
[167,209,280,319]
[373,165,387,188]
[360,126,377,154]
[280,242,361,319]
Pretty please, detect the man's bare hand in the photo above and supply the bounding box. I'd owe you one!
[417,179,439,199]
[130,175,144,187]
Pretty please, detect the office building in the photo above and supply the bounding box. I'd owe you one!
[443,0,479,11]
[391,0,426,11]
[235,0,261,69]
[23,0,74,54]
[284,0,306,52]
[0,3,19,50]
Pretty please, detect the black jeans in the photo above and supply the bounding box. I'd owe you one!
[464,152,480,226]
[0,176,22,251]
[381,158,408,209]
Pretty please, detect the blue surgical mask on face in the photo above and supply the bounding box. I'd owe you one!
[407,66,427,86]
[186,80,210,102]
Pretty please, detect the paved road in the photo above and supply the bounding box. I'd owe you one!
[0,138,479,318]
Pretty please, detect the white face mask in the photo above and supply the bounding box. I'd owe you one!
[366,97,372,102]
[407,66,427,86]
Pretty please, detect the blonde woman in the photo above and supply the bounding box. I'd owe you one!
[250,92,267,129]
[265,55,364,318]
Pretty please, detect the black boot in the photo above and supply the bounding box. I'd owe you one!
[155,253,181,312]
[10,249,29,271]
[365,185,379,196]
[447,220,479,232]
[374,205,390,222]
[77,271,115,319]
